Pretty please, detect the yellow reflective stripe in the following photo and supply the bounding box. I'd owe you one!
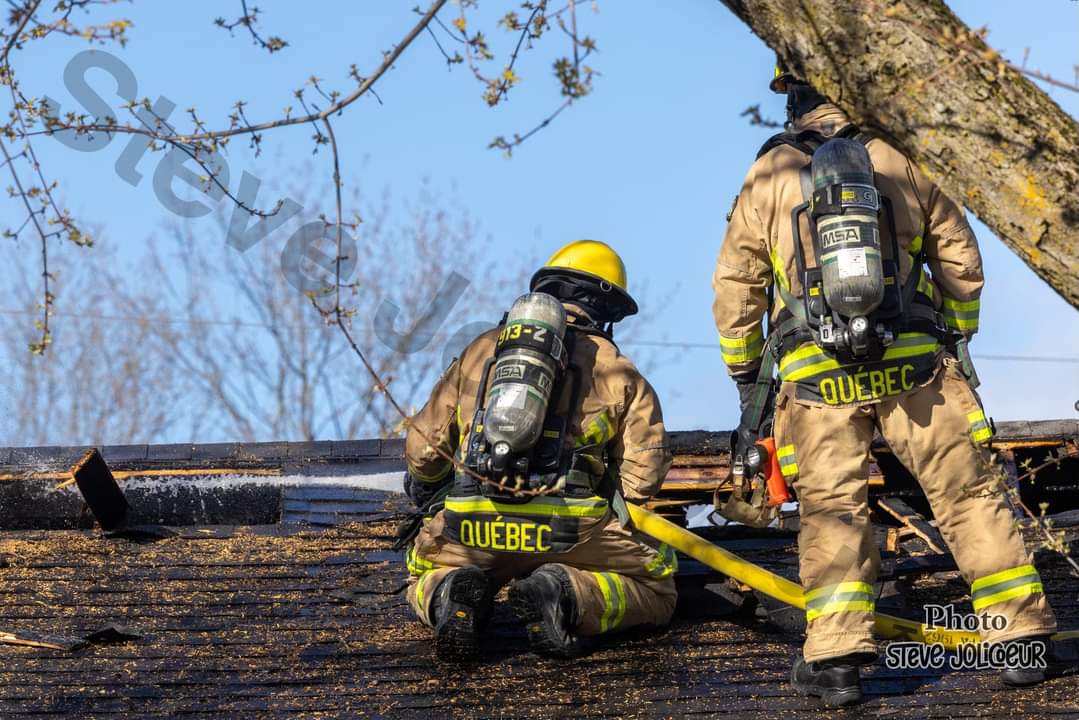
[909,233,923,256]
[415,571,437,623]
[972,564,1039,593]
[593,571,626,633]
[776,444,798,477]
[574,411,614,448]
[778,342,827,375]
[594,572,614,633]
[806,600,875,622]
[770,244,790,293]
[882,340,940,361]
[719,327,765,365]
[444,495,609,519]
[942,296,980,332]
[645,543,679,579]
[971,564,1043,612]
[916,270,935,302]
[942,297,980,312]
[971,565,1043,611]
[611,573,627,630]
[804,581,875,622]
[967,409,992,443]
[973,583,1044,612]
[944,315,979,331]
[405,545,436,576]
[596,412,613,443]
[805,581,874,603]
[719,327,762,349]
[779,333,939,383]
[782,356,841,383]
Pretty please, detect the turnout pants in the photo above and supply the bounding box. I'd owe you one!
[774,358,1057,662]
[405,510,677,637]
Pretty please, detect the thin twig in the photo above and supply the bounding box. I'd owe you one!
[997,447,1079,577]
[0,0,42,65]
[35,0,449,146]
[318,115,539,496]
[1,139,51,353]
[1018,66,1079,94]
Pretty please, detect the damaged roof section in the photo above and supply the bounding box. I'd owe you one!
[1,511,1079,718]
[0,422,1077,717]
[0,420,1076,530]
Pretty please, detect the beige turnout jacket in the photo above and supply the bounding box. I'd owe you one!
[405,306,672,503]
[712,103,984,385]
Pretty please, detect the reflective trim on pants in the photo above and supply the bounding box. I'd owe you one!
[805,581,876,622]
[592,571,627,633]
[776,443,799,478]
[972,564,1044,612]
[414,570,439,625]
[405,544,436,576]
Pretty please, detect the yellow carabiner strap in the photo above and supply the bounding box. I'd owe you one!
[625,503,1079,650]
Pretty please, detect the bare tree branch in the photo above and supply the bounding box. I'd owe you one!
[1,140,53,354]
[38,0,449,147]
[214,0,288,54]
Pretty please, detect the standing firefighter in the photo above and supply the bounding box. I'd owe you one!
[401,240,676,661]
[712,62,1074,706]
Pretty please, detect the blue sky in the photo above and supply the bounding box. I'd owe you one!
[4,0,1078,440]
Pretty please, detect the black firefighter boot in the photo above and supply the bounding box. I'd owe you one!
[429,566,494,662]
[1001,635,1079,687]
[791,653,870,708]
[508,563,591,658]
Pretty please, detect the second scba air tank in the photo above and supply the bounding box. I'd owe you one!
[483,292,568,477]
[811,137,886,320]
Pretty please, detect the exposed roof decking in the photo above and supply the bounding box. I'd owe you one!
[1,508,1078,718]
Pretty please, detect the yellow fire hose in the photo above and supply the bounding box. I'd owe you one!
[628,503,1079,649]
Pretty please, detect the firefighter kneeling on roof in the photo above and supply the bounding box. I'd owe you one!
[400,240,676,661]
[712,59,1078,707]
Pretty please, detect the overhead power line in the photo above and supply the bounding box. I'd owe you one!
[1,308,1077,365]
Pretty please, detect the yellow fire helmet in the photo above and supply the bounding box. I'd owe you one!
[770,57,798,93]
[529,239,639,321]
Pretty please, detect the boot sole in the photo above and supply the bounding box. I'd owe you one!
[434,568,488,662]
[508,581,578,659]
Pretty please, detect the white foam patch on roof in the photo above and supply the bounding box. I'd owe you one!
[121,471,404,494]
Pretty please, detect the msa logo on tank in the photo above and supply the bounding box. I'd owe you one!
[479,294,567,468]
[781,136,942,403]
[789,139,935,353]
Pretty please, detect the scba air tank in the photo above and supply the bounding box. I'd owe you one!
[811,138,885,318]
[483,293,567,469]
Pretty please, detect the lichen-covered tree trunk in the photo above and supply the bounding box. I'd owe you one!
[719,0,1079,310]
